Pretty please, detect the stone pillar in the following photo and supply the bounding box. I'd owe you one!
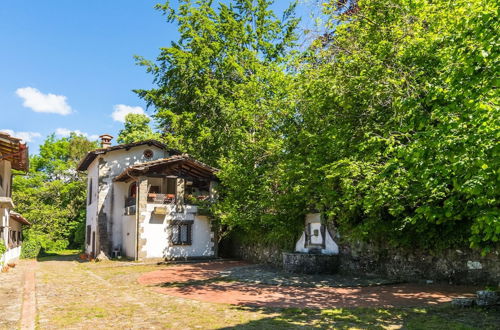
[136,176,149,260]
[176,178,185,205]
[97,158,110,256]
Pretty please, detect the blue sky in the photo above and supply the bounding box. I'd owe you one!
[0,0,317,153]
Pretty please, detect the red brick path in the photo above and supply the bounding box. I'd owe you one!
[138,261,479,309]
[21,260,37,330]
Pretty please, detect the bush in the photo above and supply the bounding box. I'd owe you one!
[20,240,41,259]
[0,238,6,257]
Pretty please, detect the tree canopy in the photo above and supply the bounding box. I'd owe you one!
[290,0,499,252]
[137,0,498,252]
[116,113,160,144]
[13,134,98,251]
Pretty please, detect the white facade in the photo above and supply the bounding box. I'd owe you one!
[85,145,169,257]
[0,153,29,265]
[81,141,216,260]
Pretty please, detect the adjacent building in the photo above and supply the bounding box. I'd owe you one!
[77,135,219,260]
[0,132,30,265]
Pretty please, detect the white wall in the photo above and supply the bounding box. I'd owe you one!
[137,204,214,259]
[164,215,214,259]
[0,246,20,265]
[85,144,170,256]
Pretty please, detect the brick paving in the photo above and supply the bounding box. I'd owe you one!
[1,256,496,329]
[138,261,480,309]
[0,260,29,330]
[33,258,269,329]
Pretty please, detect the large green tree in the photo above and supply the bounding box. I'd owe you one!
[136,0,303,241]
[116,113,160,144]
[13,134,98,251]
[290,0,499,251]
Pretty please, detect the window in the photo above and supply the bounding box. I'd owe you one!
[0,174,3,189]
[10,230,16,246]
[17,231,21,243]
[143,149,154,160]
[171,221,192,245]
[166,178,176,195]
[86,225,91,245]
[88,179,93,205]
[129,182,137,198]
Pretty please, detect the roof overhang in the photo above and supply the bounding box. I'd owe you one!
[0,197,14,209]
[114,155,219,182]
[10,212,31,226]
[76,140,180,171]
[0,132,29,171]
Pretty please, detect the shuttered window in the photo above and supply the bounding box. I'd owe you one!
[171,221,192,245]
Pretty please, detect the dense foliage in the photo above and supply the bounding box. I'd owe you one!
[138,0,498,252]
[13,134,98,251]
[291,0,499,251]
[0,238,6,259]
[136,0,304,242]
[20,240,41,259]
[116,113,160,144]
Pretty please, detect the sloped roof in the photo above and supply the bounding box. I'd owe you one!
[10,212,31,226]
[76,140,181,171]
[0,132,29,171]
[114,154,219,182]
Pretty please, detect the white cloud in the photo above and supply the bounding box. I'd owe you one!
[0,129,42,143]
[16,87,73,115]
[55,128,99,141]
[111,104,146,123]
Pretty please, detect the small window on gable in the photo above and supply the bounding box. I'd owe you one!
[143,149,154,160]
[171,221,192,245]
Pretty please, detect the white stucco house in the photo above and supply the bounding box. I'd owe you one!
[0,132,31,266]
[77,135,219,261]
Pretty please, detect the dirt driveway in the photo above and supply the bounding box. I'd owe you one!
[138,261,480,309]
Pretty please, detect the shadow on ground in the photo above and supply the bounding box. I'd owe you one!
[217,305,500,329]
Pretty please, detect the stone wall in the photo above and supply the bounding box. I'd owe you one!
[337,241,500,285]
[230,239,500,285]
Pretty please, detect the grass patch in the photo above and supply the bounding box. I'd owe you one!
[37,249,81,261]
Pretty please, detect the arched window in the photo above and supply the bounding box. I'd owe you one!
[129,182,137,198]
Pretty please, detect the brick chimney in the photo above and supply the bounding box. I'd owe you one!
[99,134,113,148]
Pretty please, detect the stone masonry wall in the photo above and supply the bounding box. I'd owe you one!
[137,176,149,260]
[231,239,500,285]
[97,158,110,255]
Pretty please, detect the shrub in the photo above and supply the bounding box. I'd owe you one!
[0,238,6,256]
[20,240,41,259]
[0,238,6,266]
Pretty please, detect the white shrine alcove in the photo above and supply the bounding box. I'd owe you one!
[294,213,339,255]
